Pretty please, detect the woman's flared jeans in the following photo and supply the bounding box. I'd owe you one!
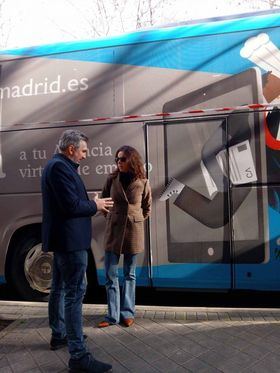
[104,251,137,324]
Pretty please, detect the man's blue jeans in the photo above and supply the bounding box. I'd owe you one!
[104,251,137,324]
[49,250,87,359]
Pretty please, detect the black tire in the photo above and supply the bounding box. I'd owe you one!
[9,230,51,301]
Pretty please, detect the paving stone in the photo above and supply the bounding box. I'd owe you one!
[228,312,242,321]
[155,341,180,357]
[124,323,151,338]
[0,367,13,373]
[221,359,249,373]
[155,329,180,343]
[150,355,187,372]
[134,310,145,318]
[262,314,277,321]
[121,355,158,372]
[196,312,208,321]
[154,311,165,319]
[2,301,280,373]
[199,349,232,369]
[102,324,126,337]
[186,312,197,321]
[212,344,239,358]
[243,353,280,373]
[164,311,176,320]
[143,310,155,319]
[141,333,166,348]
[102,360,129,373]
[251,312,265,321]
[180,339,208,356]
[126,339,149,353]
[0,356,11,370]
[133,346,163,363]
[217,312,230,321]
[272,312,280,321]
[7,352,39,372]
[251,336,279,351]
[207,312,219,320]
[40,358,66,372]
[205,329,232,342]
[183,357,220,372]
[31,349,61,366]
[225,350,259,369]
[104,345,132,363]
[113,331,139,345]
[175,312,186,320]
[240,312,253,321]
[168,348,193,364]
[225,335,250,350]
[142,320,164,334]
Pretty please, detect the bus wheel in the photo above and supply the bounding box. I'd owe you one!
[10,232,53,301]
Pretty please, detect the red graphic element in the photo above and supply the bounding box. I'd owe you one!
[264,112,280,150]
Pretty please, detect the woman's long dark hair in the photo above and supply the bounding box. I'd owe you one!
[113,145,146,179]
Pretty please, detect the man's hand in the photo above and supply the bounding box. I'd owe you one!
[93,193,114,213]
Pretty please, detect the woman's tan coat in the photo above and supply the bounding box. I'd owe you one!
[102,173,152,255]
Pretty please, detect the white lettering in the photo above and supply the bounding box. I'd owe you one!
[95,165,103,175]
[32,149,47,160]
[11,85,20,98]
[34,81,44,95]
[0,86,11,99]
[49,75,61,93]
[22,79,33,96]
[0,74,88,99]
[87,143,112,157]
[95,164,116,174]
[19,164,44,178]
[80,77,89,91]
[19,151,27,161]
[68,78,79,91]
[77,165,90,176]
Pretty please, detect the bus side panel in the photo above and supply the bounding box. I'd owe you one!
[0,123,151,286]
[0,25,280,129]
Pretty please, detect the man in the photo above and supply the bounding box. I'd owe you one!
[41,129,113,373]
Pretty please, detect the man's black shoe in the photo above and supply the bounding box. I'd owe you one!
[50,335,68,350]
[50,334,88,351]
[69,352,112,372]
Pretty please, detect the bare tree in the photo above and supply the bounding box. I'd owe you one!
[0,0,11,49]
[234,0,280,9]
[259,0,280,8]
[50,0,177,40]
[11,0,279,48]
[135,0,175,29]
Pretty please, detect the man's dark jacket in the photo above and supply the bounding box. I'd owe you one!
[41,153,97,252]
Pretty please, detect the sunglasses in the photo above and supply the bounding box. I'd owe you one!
[115,156,127,163]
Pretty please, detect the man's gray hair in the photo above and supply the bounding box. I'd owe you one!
[58,129,89,152]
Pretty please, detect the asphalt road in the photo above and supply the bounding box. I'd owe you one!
[1,283,280,308]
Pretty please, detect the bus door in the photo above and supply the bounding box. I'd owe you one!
[229,110,270,290]
[147,118,233,290]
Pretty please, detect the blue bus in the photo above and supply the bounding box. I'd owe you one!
[0,10,280,300]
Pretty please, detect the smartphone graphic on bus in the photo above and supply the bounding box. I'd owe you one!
[162,68,269,264]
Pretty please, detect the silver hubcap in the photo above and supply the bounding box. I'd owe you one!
[24,244,53,293]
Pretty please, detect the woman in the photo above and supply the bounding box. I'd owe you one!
[98,145,152,328]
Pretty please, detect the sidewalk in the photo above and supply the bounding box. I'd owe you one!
[1,301,280,372]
